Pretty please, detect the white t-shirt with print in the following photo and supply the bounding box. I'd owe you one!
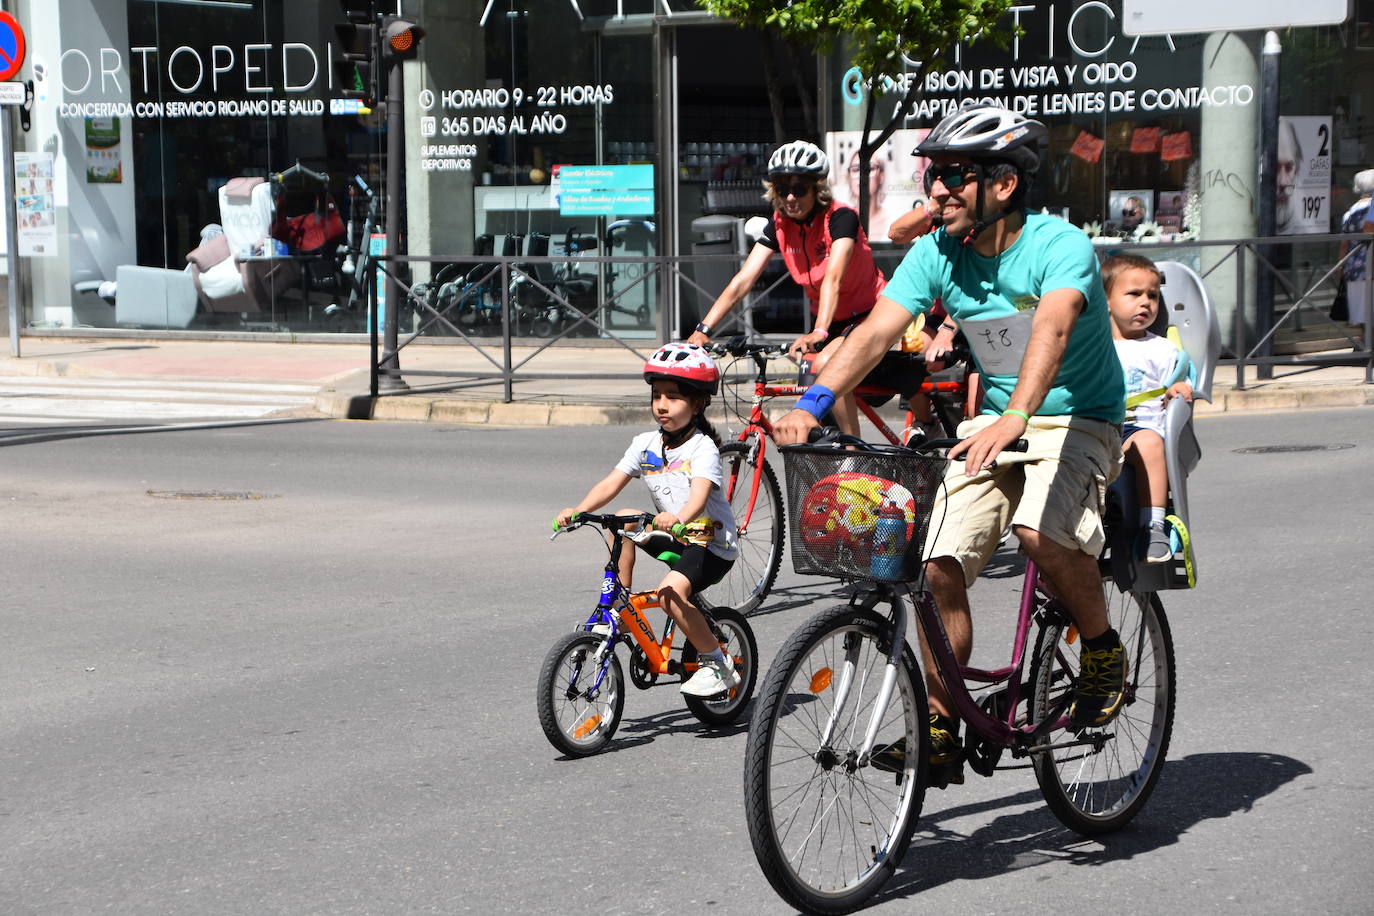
[616,430,739,561]
[1114,331,1181,435]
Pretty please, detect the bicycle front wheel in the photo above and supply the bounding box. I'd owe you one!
[1030,579,1175,834]
[698,440,783,616]
[744,605,927,915]
[536,631,625,757]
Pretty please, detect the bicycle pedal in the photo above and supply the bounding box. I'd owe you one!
[927,760,965,789]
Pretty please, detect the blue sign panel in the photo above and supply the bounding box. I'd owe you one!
[557,165,653,191]
[560,190,654,216]
[557,164,654,216]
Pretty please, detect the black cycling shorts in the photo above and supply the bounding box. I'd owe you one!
[636,533,734,593]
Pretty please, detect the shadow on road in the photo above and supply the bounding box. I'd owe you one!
[0,416,323,447]
[874,751,1310,903]
[548,702,752,761]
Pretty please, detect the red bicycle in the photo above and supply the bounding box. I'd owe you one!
[697,338,973,615]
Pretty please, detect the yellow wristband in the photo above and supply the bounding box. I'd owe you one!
[1002,408,1030,423]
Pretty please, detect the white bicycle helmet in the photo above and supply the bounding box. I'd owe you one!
[644,342,720,395]
[915,105,1046,174]
[767,140,830,180]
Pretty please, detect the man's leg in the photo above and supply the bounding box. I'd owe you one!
[1010,418,1124,729]
[1014,527,1108,639]
[920,556,973,718]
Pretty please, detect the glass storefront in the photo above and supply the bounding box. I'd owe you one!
[6,0,1371,343]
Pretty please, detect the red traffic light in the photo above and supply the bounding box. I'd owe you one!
[382,16,423,60]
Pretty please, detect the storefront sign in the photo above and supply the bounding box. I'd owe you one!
[417,83,613,139]
[15,152,56,258]
[558,165,654,216]
[1278,116,1333,235]
[840,2,1258,124]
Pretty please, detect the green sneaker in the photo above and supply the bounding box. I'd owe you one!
[1069,640,1128,730]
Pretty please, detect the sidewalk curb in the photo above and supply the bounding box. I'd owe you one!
[315,385,1374,426]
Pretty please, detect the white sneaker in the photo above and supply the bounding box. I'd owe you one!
[681,654,740,697]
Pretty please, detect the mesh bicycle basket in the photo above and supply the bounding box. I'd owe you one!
[781,442,948,582]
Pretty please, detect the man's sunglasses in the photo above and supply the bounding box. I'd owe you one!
[775,180,815,198]
[923,163,979,194]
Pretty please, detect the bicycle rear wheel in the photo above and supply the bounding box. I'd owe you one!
[1030,579,1175,834]
[697,440,783,616]
[744,605,927,915]
[536,631,625,757]
[682,606,758,726]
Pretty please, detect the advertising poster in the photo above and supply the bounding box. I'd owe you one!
[1108,189,1153,234]
[85,117,123,183]
[825,129,930,243]
[1277,116,1333,235]
[14,152,57,257]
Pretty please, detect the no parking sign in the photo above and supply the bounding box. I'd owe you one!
[0,12,26,83]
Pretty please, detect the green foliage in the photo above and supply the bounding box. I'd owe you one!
[699,0,1016,92]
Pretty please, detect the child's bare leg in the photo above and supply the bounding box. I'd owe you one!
[1123,430,1168,508]
[1124,429,1172,562]
[655,571,718,653]
[612,508,644,589]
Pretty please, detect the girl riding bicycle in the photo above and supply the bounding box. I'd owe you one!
[687,140,886,437]
[555,343,742,698]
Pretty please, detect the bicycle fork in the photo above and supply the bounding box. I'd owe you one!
[817,588,909,769]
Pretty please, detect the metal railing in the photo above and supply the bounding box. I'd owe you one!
[1098,233,1372,386]
[366,233,1374,401]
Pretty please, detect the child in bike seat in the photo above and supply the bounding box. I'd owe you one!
[554,343,741,697]
[1102,254,1194,564]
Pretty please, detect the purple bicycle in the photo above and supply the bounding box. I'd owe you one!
[743,433,1175,914]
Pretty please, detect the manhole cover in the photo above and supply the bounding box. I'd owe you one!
[146,490,280,500]
[1232,444,1355,454]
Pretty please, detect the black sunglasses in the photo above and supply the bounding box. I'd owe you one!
[923,163,979,194]
[775,180,815,198]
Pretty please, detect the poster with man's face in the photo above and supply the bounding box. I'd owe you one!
[1277,116,1333,235]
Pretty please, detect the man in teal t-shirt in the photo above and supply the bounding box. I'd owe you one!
[775,107,1128,786]
[882,210,1124,423]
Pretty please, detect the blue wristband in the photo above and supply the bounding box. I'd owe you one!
[795,384,837,420]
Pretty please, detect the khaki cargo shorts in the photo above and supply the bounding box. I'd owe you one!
[922,414,1122,586]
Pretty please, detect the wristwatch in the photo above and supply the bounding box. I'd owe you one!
[694,321,712,336]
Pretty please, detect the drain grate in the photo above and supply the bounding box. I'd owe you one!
[146,489,280,501]
[1232,444,1355,454]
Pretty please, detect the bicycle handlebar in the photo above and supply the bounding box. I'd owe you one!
[550,511,688,540]
[803,426,1028,454]
[706,337,789,359]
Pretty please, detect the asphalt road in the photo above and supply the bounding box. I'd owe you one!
[2,409,1371,914]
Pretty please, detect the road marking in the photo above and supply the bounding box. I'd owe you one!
[0,377,319,422]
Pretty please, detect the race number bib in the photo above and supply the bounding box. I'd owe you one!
[959,308,1035,376]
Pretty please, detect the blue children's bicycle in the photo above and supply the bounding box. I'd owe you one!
[538,512,758,757]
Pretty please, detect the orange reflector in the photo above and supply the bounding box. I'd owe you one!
[573,714,602,739]
[809,668,833,694]
[389,30,415,52]
[1066,626,1079,645]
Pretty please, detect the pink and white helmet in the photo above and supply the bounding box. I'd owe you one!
[643,342,720,395]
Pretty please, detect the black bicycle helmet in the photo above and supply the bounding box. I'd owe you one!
[916,106,1047,243]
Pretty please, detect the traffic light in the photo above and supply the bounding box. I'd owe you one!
[381,16,424,62]
[334,6,378,110]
